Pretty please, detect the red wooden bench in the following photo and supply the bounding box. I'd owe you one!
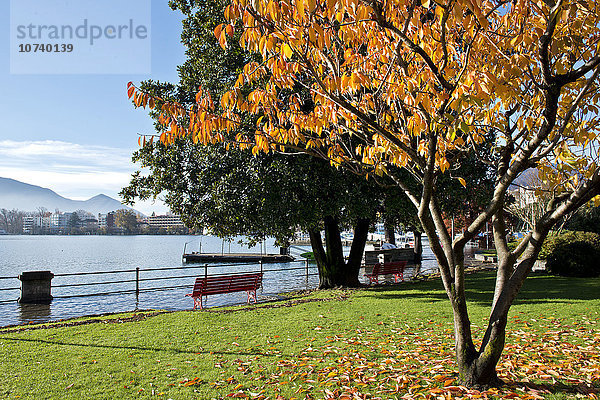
[364,261,407,284]
[185,272,263,310]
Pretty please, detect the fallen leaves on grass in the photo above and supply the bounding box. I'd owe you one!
[199,314,600,399]
[180,376,203,387]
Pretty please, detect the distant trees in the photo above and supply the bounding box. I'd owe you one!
[68,213,81,228]
[114,209,139,234]
[66,213,81,235]
[0,209,24,234]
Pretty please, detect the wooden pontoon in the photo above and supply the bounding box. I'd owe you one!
[182,252,295,264]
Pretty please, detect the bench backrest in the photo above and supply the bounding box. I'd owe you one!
[373,260,407,275]
[190,272,263,297]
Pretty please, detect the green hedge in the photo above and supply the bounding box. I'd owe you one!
[541,231,600,278]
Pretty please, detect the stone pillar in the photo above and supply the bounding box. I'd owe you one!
[18,271,54,303]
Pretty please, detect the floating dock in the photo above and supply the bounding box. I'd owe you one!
[182,253,295,264]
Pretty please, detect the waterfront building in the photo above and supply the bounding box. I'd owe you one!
[82,218,98,231]
[22,216,51,234]
[144,213,185,229]
[50,212,73,233]
[97,212,115,229]
[22,216,34,234]
[73,210,95,221]
[508,186,537,208]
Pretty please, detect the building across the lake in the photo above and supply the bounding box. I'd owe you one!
[50,213,71,232]
[97,212,115,229]
[22,216,51,234]
[21,210,188,234]
[144,213,185,229]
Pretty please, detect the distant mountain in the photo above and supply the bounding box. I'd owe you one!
[0,177,142,216]
[510,168,539,188]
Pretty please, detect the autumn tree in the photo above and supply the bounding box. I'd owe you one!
[129,0,600,386]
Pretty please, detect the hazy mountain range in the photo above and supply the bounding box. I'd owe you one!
[0,177,141,216]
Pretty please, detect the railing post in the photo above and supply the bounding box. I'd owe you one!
[204,264,209,304]
[135,268,140,296]
[259,260,263,293]
[305,258,309,288]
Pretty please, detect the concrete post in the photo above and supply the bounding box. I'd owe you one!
[18,271,54,303]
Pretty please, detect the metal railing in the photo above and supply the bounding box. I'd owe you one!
[0,259,319,304]
[0,275,20,304]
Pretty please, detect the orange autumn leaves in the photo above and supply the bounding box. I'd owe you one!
[129,0,600,190]
[170,314,599,399]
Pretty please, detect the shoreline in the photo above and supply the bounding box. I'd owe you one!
[0,264,501,331]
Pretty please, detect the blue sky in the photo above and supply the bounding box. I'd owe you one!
[0,0,187,214]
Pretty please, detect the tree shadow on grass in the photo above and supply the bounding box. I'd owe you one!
[505,380,600,398]
[366,271,600,306]
[0,336,287,358]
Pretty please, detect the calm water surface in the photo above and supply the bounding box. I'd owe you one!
[0,235,438,327]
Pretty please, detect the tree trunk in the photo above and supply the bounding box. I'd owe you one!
[309,216,370,288]
[412,229,422,263]
[449,255,507,387]
[345,218,370,286]
[457,340,506,387]
[451,222,550,386]
[454,305,507,386]
[384,221,396,245]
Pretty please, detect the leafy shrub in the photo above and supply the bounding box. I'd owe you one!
[540,231,600,278]
[564,206,600,235]
[507,241,519,251]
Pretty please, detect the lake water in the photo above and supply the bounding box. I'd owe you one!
[0,235,439,327]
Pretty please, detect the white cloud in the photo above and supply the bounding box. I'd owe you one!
[0,140,133,169]
[0,140,169,215]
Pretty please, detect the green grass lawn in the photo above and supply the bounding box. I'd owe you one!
[0,272,598,399]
